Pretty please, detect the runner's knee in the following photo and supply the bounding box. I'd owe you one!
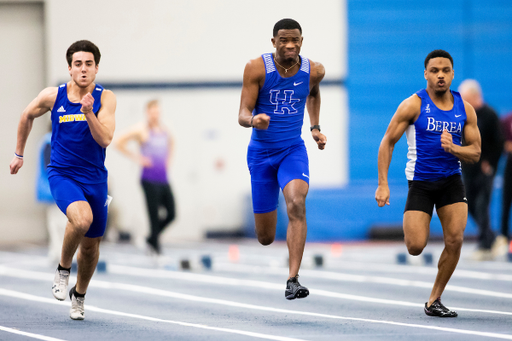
[69,213,93,235]
[444,234,463,251]
[256,230,275,245]
[405,239,426,256]
[286,197,306,221]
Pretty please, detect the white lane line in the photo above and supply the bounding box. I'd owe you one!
[3,284,512,340]
[0,289,307,341]
[324,261,512,281]
[0,325,67,341]
[2,265,512,317]
[108,264,512,315]
[214,262,512,299]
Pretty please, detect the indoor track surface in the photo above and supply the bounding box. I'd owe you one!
[1,239,511,340]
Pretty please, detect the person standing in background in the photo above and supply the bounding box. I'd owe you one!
[115,100,176,255]
[458,80,505,260]
[499,112,512,250]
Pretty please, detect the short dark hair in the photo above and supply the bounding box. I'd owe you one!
[273,18,302,37]
[424,49,453,69]
[66,40,101,66]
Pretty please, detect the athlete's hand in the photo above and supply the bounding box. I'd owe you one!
[441,129,453,153]
[375,185,390,207]
[481,160,493,175]
[252,114,270,130]
[80,93,94,114]
[140,155,153,168]
[10,156,23,174]
[312,130,326,150]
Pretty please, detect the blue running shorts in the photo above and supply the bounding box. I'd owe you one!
[48,172,108,238]
[247,142,309,214]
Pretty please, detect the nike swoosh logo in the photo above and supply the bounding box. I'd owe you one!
[455,115,462,117]
[302,173,309,178]
[294,82,303,86]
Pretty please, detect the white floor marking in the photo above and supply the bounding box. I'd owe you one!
[2,264,511,316]
[0,288,307,341]
[1,286,512,340]
[324,261,512,281]
[213,262,512,299]
[0,325,67,341]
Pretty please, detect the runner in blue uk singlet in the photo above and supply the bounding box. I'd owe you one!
[247,53,311,213]
[250,53,311,149]
[405,89,467,181]
[238,19,327,300]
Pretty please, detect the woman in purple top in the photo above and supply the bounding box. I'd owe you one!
[116,100,175,254]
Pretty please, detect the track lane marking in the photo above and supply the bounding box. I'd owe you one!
[0,325,67,341]
[1,264,511,316]
[1,286,512,340]
[0,288,307,341]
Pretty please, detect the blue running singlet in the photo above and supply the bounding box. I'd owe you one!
[250,53,311,148]
[48,83,107,184]
[405,89,466,181]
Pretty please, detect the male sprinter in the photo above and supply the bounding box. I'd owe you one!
[10,40,116,320]
[375,50,481,317]
[238,18,327,299]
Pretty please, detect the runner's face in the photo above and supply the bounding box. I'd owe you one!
[68,52,98,88]
[424,57,454,94]
[272,29,303,62]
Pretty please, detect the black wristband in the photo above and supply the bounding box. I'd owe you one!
[250,116,254,128]
[310,125,321,132]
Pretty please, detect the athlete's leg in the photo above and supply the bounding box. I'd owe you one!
[471,173,495,249]
[159,183,176,232]
[282,179,308,279]
[75,236,101,294]
[403,211,431,256]
[427,202,466,306]
[60,201,93,268]
[254,210,278,245]
[141,181,160,252]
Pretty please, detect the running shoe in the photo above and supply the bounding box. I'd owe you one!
[69,286,85,320]
[285,275,309,300]
[52,268,70,301]
[424,297,457,317]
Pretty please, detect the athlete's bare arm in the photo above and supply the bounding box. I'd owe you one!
[440,100,481,163]
[10,87,58,175]
[238,57,270,130]
[82,90,116,148]
[307,60,327,150]
[376,95,422,207]
[115,123,152,167]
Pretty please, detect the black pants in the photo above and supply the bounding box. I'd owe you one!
[141,180,176,252]
[501,154,512,240]
[463,171,495,249]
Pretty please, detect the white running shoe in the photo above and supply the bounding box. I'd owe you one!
[492,235,509,257]
[69,287,85,320]
[52,268,70,301]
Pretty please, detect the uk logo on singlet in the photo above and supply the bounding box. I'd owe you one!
[269,89,300,114]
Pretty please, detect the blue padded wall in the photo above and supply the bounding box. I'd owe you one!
[348,0,512,181]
